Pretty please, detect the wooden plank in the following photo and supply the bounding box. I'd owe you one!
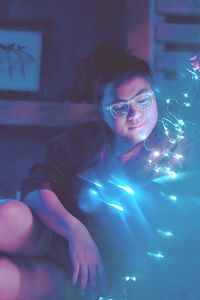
[156,0,200,16]
[155,51,193,72]
[0,100,97,127]
[126,0,150,60]
[156,23,200,44]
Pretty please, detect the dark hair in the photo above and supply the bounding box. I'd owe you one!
[68,43,153,104]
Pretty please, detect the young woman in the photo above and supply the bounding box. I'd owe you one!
[0,45,193,299]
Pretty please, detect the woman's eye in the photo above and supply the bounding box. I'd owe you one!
[137,97,149,103]
[113,104,126,112]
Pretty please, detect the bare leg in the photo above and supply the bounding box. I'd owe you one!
[0,256,68,300]
[0,199,52,256]
[0,200,114,299]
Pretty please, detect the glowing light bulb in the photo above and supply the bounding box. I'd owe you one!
[184,102,191,107]
[124,276,137,282]
[153,151,160,157]
[169,195,177,201]
[169,139,176,144]
[164,130,169,136]
[177,135,184,140]
[154,166,160,173]
[178,119,185,126]
[163,152,169,157]
[173,153,183,160]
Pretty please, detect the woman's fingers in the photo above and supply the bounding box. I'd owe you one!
[72,261,80,286]
[89,265,97,292]
[190,55,200,71]
[72,259,106,297]
[80,264,88,292]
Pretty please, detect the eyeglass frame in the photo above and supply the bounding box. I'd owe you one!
[104,89,155,119]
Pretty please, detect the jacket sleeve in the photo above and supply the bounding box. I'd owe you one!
[20,131,73,201]
[20,121,102,202]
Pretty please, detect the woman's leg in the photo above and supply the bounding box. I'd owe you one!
[0,256,68,300]
[0,199,52,256]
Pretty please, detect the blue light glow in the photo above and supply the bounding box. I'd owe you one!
[78,174,103,188]
[108,177,135,196]
[157,229,174,238]
[106,203,124,212]
[169,195,177,201]
[89,188,98,196]
[124,276,137,282]
[147,251,165,259]
[115,184,135,195]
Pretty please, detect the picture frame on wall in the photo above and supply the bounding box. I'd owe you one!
[0,20,49,100]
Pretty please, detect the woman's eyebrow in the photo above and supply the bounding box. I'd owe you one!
[111,88,149,104]
[130,88,149,99]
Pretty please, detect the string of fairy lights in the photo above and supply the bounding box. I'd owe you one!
[90,58,199,300]
[143,63,198,181]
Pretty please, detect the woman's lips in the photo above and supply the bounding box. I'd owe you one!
[128,122,145,129]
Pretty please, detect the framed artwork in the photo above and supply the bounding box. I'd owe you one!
[0,20,49,99]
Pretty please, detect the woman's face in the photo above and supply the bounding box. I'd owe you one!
[101,76,158,148]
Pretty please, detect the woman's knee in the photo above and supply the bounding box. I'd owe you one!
[0,257,20,300]
[0,200,34,252]
[0,256,68,300]
[0,199,52,255]
[0,199,34,227]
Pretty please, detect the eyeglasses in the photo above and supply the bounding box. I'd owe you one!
[104,89,154,119]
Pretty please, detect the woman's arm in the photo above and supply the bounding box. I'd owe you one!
[23,189,106,295]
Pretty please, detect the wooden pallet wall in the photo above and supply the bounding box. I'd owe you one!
[151,0,200,94]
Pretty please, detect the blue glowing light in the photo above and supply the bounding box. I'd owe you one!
[147,251,165,259]
[157,229,174,238]
[153,150,160,157]
[106,202,124,212]
[116,184,135,195]
[169,195,177,201]
[78,175,103,188]
[124,276,137,282]
[89,188,98,196]
[184,102,191,107]
[93,181,103,188]
[108,177,135,196]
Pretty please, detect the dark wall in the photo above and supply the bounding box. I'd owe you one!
[0,0,126,197]
[0,127,64,198]
[1,0,125,100]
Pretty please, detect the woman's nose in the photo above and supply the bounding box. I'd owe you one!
[127,102,138,117]
[127,104,142,121]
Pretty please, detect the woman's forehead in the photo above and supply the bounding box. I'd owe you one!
[102,76,152,105]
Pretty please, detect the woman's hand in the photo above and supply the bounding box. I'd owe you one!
[190,55,200,71]
[67,220,106,296]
